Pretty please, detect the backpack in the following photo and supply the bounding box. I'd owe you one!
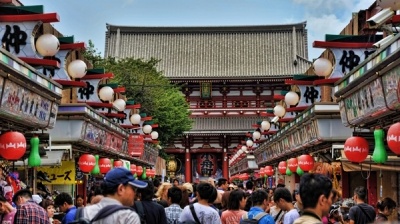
[240,212,268,224]
[133,201,147,224]
[180,204,200,224]
[70,204,134,224]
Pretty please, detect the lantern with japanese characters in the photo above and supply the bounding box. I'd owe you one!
[113,160,124,168]
[278,161,287,175]
[387,122,400,155]
[265,166,274,176]
[344,136,369,163]
[297,154,314,172]
[0,131,26,160]
[196,153,217,177]
[78,154,96,173]
[136,166,143,176]
[287,158,298,172]
[130,164,137,175]
[98,158,112,174]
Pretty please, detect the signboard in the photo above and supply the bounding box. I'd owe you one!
[128,134,144,157]
[330,48,375,79]
[339,63,400,126]
[37,161,76,185]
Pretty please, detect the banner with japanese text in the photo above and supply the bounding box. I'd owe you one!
[37,161,75,185]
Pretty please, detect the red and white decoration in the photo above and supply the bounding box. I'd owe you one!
[297,154,314,172]
[78,154,96,173]
[0,131,27,160]
[98,158,112,174]
[387,122,400,155]
[278,161,287,175]
[287,158,298,172]
[344,136,369,163]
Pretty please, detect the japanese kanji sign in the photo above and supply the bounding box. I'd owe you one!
[37,161,76,185]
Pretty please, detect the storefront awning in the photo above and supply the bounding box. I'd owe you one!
[15,150,66,167]
[340,150,400,172]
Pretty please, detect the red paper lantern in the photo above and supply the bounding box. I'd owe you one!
[278,161,287,175]
[130,164,137,175]
[287,158,298,172]
[0,131,27,160]
[387,122,400,155]
[78,154,96,173]
[242,173,249,181]
[196,153,217,177]
[259,167,265,177]
[98,158,112,174]
[297,154,314,172]
[113,160,124,168]
[136,166,143,176]
[344,136,369,163]
[265,166,274,176]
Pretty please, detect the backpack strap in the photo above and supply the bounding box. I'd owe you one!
[74,207,84,220]
[91,204,134,222]
[274,210,283,222]
[357,204,373,222]
[134,201,147,222]
[253,212,268,221]
[189,204,201,224]
[241,212,249,220]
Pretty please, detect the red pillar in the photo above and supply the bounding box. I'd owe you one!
[223,149,229,179]
[185,148,192,183]
[367,171,377,206]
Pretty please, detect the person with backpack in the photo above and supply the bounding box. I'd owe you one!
[348,186,376,224]
[76,167,148,223]
[135,180,168,224]
[273,188,299,224]
[221,189,247,224]
[240,189,275,224]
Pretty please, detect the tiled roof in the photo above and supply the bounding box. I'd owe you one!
[186,117,261,134]
[104,23,311,78]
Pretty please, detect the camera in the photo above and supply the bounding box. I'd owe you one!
[373,34,395,48]
[367,8,394,29]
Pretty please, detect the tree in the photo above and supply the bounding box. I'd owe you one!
[83,41,192,158]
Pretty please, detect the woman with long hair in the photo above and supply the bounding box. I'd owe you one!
[155,182,172,201]
[376,197,397,222]
[221,189,247,224]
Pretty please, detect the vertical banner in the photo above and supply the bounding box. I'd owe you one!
[128,134,144,157]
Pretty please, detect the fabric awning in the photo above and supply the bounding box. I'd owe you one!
[15,150,65,166]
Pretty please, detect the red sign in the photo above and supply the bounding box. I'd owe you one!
[128,134,144,157]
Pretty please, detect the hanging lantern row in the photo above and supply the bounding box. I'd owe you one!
[229,145,248,166]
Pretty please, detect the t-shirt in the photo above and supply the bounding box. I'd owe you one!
[282,209,300,224]
[179,203,221,224]
[348,203,376,224]
[221,209,247,224]
[0,210,16,224]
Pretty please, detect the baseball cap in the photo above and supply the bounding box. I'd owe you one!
[104,167,148,188]
[182,182,193,194]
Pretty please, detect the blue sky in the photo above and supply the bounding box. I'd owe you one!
[27,0,374,60]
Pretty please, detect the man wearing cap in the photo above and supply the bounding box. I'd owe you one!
[83,167,148,223]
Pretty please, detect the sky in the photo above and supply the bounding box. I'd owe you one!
[27,0,375,60]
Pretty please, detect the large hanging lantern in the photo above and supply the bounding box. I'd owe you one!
[313,58,333,77]
[78,154,96,173]
[287,158,298,172]
[273,105,286,117]
[35,34,60,57]
[98,86,114,101]
[28,136,41,167]
[285,91,300,106]
[0,131,26,160]
[67,60,87,79]
[278,161,287,175]
[130,114,142,125]
[136,166,143,176]
[151,131,159,140]
[297,154,314,172]
[387,122,400,155]
[261,120,271,131]
[344,136,369,163]
[372,129,388,164]
[113,160,124,168]
[112,99,126,112]
[142,125,152,134]
[242,173,249,181]
[98,158,112,174]
[130,164,137,175]
[265,166,274,176]
[196,153,217,177]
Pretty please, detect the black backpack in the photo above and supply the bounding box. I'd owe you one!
[180,204,200,224]
[240,212,268,224]
[70,204,134,224]
[133,201,147,224]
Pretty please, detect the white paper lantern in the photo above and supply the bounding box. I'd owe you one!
[252,131,261,140]
[35,34,60,57]
[285,91,300,106]
[241,145,247,152]
[150,131,159,140]
[238,149,243,155]
[261,121,271,131]
[273,105,286,117]
[98,86,114,101]
[113,99,126,111]
[142,124,152,134]
[313,58,333,77]
[130,114,141,125]
[246,139,254,147]
[67,60,87,79]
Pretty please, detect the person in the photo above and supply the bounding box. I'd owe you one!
[41,199,61,224]
[242,189,275,224]
[135,180,168,224]
[375,197,397,222]
[273,187,299,224]
[179,182,221,224]
[0,194,16,224]
[75,195,84,208]
[293,173,333,224]
[328,204,343,224]
[245,181,254,194]
[172,179,180,187]
[156,183,172,201]
[179,185,190,209]
[165,186,183,224]
[82,167,148,223]
[292,190,302,214]
[221,189,247,224]
[54,192,77,224]
[348,186,375,224]
[220,191,231,216]
[12,189,50,224]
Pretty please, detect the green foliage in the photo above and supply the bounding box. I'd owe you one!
[83,41,192,155]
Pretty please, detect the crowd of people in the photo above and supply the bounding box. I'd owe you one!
[2,169,398,224]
